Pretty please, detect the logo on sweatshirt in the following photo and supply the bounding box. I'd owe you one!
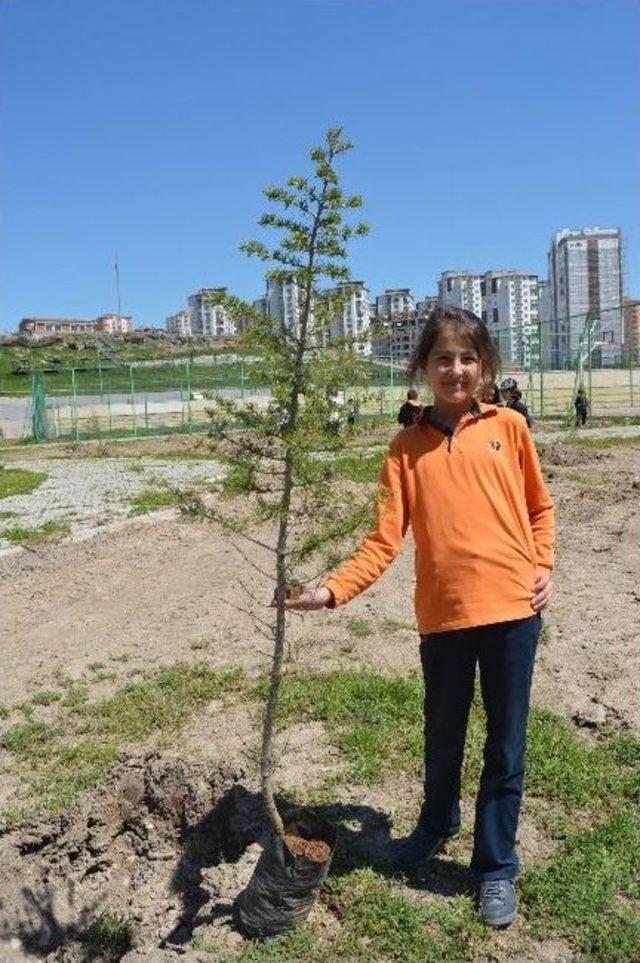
[488,439,502,451]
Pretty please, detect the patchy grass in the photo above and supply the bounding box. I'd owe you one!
[27,742,120,815]
[221,870,480,962]
[29,689,62,707]
[129,487,182,514]
[563,434,640,449]
[1,718,56,754]
[82,663,242,741]
[260,669,640,812]
[381,617,415,633]
[0,467,47,499]
[81,911,133,961]
[332,452,384,483]
[1,519,70,545]
[0,662,242,819]
[345,617,372,639]
[245,668,640,961]
[521,812,640,961]
[327,869,481,962]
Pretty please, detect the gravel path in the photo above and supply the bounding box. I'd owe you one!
[0,458,225,554]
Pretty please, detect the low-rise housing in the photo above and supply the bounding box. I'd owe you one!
[19,315,134,337]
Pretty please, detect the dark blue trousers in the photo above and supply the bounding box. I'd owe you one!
[419,615,540,881]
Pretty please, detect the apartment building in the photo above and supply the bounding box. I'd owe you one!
[548,228,623,367]
[187,287,236,338]
[329,281,371,355]
[623,297,640,360]
[165,310,192,337]
[95,313,134,334]
[375,288,415,317]
[19,315,134,337]
[481,271,540,368]
[266,277,303,334]
[438,271,483,316]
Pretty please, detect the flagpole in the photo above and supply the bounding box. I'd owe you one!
[115,253,122,327]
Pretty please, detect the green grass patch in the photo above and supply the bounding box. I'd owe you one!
[0,467,47,499]
[81,911,133,960]
[1,718,56,754]
[345,617,372,639]
[332,452,384,483]
[250,669,640,813]
[563,434,640,449]
[82,663,242,741]
[1,662,242,819]
[129,487,182,514]
[28,742,120,815]
[1,519,70,545]
[224,870,480,962]
[521,812,640,961]
[327,868,481,962]
[29,688,62,707]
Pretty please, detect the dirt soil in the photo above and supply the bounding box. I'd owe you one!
[0,439,638,961]
[1,443,638,730]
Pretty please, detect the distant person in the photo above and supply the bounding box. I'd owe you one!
[574,386,589,427]
[500,378,532,428]
[480,381,502,405]
[397,388,422,427]
[346,398,358,429]
[327,388,343,433]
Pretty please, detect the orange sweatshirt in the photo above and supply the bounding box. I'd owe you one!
[323,405,554,634]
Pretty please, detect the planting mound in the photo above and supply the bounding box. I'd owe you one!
[0,753,265,961]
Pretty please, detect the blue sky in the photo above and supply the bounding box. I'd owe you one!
[1,0,638,331]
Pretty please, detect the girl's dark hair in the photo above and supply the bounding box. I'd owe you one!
[407,305,501,386]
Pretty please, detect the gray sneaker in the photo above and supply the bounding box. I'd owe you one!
[479,879,517,927]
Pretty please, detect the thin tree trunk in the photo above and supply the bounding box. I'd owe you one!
[259,158,334,838]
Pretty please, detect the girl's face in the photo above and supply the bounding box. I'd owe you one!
[422,326,482,411]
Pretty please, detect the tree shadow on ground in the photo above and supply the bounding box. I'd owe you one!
[2,784,473,958]
[164,784,473,948]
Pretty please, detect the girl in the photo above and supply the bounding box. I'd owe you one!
[285,306,554,928]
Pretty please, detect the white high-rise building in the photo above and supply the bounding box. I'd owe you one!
[439,271,483,316]
[266,277,303,334]
[439,270,540,367]
[548,228,623,367]
[375,288,415,317]
[188,287,236,339]
[481,271,540,368]
[416,295,439,316]
[329,281,371,355]
[537,280,553,368]
[166,310,192,337]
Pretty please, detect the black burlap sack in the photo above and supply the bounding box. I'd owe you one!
[233,808,337,939]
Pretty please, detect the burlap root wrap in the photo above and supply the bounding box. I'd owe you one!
[234,809,337,938]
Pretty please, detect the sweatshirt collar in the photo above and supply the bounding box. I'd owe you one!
[420,400,497,434]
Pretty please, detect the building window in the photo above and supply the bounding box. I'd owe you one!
[481,310,487,323]
[492,309,499,324]
[491,279,498,293]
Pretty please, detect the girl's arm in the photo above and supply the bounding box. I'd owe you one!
[518,425,555,572]
[285,439,409,610]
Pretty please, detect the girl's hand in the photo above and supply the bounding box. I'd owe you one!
[272,586,333,611]
[531,571,553,612]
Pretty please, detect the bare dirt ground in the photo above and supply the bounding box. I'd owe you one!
[1,442,638,730]
[0,435,638,961]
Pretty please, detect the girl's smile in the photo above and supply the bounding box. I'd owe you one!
[422,325,483,416]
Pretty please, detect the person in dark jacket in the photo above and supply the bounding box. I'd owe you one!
[480,381,502,405]
[500,378,532,428]
[397,388,422,427]
[574,386,589,427]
